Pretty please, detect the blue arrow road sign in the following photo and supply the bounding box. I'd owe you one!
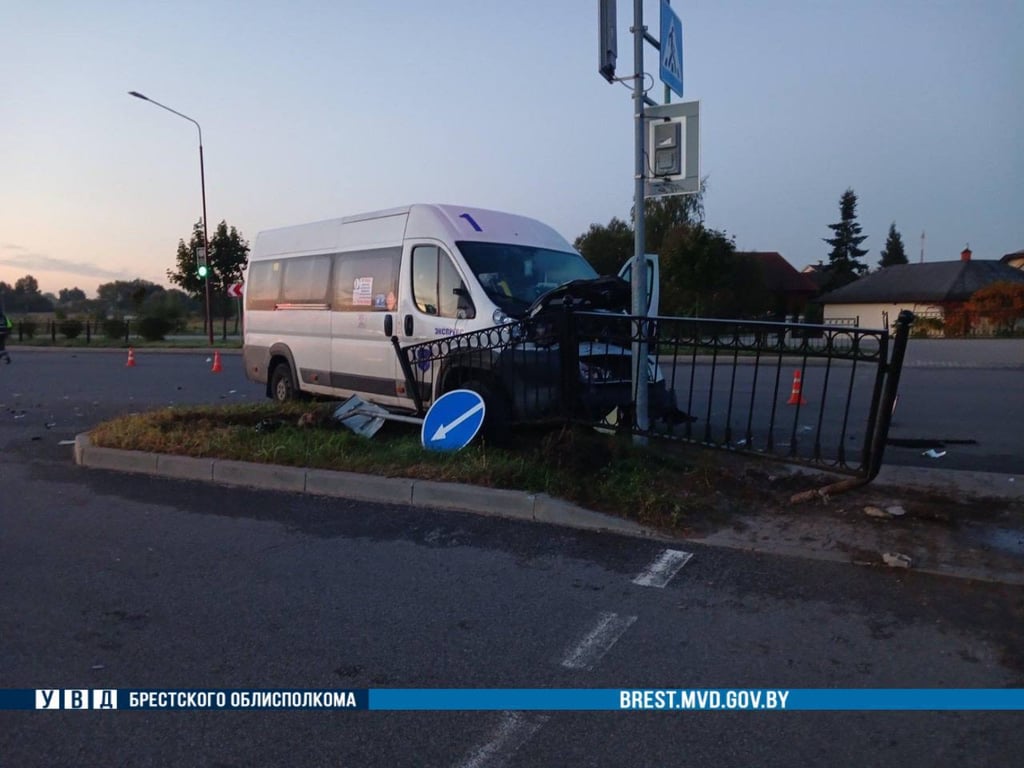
[421,389,486,452]
[660,0,683,98]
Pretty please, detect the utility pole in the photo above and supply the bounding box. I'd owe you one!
[631,0,650,440]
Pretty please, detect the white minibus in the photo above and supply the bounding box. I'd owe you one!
[242,204,674,432]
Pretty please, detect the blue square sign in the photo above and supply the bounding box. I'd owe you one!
[660,0,684,98]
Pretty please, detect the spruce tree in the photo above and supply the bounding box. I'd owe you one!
[878,222,908,268]
[823,188,869,289]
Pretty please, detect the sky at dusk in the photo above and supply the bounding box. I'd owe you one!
[2,0,1022,298]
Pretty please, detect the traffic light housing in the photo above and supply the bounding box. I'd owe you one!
[196,247,209,279]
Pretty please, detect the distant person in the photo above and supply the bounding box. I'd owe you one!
[0,310,11,363]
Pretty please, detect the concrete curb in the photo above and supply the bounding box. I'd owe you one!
[874,465,1023,501]
[73,433,666,540]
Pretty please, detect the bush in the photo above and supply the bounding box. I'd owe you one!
[59,319,84,339]
[137,316,172,341]
[102,319,127,340]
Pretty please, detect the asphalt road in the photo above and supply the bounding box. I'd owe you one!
[1,349,1022,766]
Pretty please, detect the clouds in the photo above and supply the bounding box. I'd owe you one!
[0,243,131,282]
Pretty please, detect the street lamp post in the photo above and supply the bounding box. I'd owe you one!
[128,90,214,345]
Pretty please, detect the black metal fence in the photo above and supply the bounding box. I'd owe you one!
[398,310,913,480]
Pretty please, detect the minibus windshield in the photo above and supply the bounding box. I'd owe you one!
[457,241,598,318]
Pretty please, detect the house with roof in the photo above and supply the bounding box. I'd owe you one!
[739,251,818,318]
[817,247,1024,330]
[1001,250,1024,270]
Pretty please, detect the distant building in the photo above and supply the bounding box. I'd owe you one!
[1001,250,1024,270]
[817,247,1024,330]
[739,251,818,318]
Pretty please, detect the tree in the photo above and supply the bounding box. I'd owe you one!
[58,287,87,304]
[167,219,208,297]
[642,193,705,254]
[9,274,53,313]
[574,186,707,277]
[878,222,908,268]
[965,282,1024,335]
[658,223,765,317]
[573,217,634,276]
[823,188,869,290]
[15,275,40,295]
[167,219,249,336]
[168,219,249,295]
[96,279,162,315]
[209,221,250,337]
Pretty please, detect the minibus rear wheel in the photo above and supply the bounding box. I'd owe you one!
[270,361,298,403]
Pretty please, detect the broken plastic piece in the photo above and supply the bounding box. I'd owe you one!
[333,395,388,439]
[921,448,946,458]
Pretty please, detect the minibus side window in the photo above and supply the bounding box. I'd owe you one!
[281,255,332,303]
[412,245,475,319]
[412,246,439,315]
[333,247,400,311]
[440,253,475,319]
[248,261,282,310]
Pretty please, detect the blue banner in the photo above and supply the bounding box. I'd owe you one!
[3,688,1023,711]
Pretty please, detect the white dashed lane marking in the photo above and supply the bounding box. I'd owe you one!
[455,712,550,768]
[457,548,693,764]
[560,612,638,670]
[632,548,693,588]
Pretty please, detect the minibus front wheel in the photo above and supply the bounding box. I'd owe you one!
[462,379,511,445]
[269,360,298,403]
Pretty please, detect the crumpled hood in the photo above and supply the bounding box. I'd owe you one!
[525,275,632,319]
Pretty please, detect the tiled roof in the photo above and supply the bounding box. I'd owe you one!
[818,260,1024,304]
[739,252,818,293]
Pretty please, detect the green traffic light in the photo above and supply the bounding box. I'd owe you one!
[198,265,209,278]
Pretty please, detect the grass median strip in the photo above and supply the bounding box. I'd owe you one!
[87,402,780,534]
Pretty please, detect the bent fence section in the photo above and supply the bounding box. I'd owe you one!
[398,310,913,480]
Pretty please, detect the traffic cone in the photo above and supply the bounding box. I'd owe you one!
[211,350,222,373]
[126,347,136,368]
[786,370,807,405]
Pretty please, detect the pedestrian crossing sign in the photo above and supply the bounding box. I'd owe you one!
[660,0,683,98]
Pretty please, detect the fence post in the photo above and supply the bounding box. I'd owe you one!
[865,310,914,480]
[51,320,56,342]
[86,320,91,343]
[392,336,425,416]
[558,308,580,422]
[124,320,130,344]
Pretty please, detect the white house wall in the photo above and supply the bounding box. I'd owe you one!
[823,302,943,330]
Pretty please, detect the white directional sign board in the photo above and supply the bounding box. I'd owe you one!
[659,0,684,98]
[645,100,700,198]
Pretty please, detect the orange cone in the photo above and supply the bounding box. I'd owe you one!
[786,370,807,405]
[126,347,136,368]
[211,350,222,373]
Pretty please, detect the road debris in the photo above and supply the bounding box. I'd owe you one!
[922,448,947,458]
[886,504,907,517]
[332,395,388,439]
[864,506,888,518]
[882,552,913,569]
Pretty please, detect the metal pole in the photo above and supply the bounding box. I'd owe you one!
[632,0,650,441]
[128,91,214,344]
[198,142,213,344]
